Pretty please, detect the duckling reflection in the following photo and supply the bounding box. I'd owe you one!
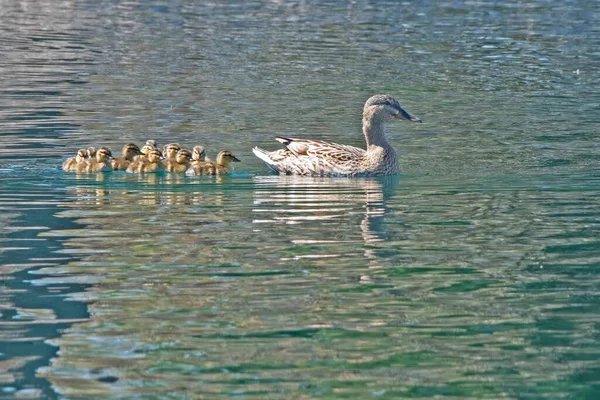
[252,175,399,256]
[67,170,222,208]
[69,173,111,206]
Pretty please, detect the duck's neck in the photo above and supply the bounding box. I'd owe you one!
[363,110,391,149]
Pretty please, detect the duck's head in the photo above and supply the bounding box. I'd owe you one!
[163,143,181,158]
[122,143,142,160]
[96,147,113,162]
[76,149,87,162]
[86,147,97,158]
[192,146,206,162]
[145,139,157,148]
[176,149,193,164]
[147,148,163,163]
[364,94,421,123]
[216,150,241,166]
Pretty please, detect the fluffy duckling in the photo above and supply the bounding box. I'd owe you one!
[191,146,207,162]
[185,150,240,176]
[162,143,181,160]
[112,143,142,170]
[62,149,87,172]
[127,148,164,173]
[77,147,113,173]
[187,145,208,173]
[86,147,97,159]
[164,149,193,172]
[137,139,158,160]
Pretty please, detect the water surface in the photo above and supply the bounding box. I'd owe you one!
[1,1,599,399]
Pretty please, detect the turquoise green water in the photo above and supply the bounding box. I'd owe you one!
[1,1,600,399]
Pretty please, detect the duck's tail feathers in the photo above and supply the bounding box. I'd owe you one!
[252,147,279,172]
[275,136,293,146]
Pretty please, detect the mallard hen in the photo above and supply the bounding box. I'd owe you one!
[252,94,421,176]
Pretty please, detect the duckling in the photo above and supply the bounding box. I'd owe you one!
[77,147,113,173]
[137,139,158,160]
[162,143,181,160]
[185,150,240,176]
[164,149,192,172]
[112,143,142,170]
[127,148,164,173]
[62,149,87,172]
[86,147,97,159]
[191,146,207,162]
[187,145,208,172]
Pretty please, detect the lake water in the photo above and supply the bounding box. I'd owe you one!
[1,1,599,398]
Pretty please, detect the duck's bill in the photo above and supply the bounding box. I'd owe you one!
[396,108,422,123]
[232,157,241,162]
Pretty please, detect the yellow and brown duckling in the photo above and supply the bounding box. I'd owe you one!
[127,148,164,173]
[77,147,113,173]
[164,149,193,172]
[62,149,87,172]
[86,147,97,159]
[137,139,158,160]
[191,146,207,162]
[185,150,240,176]
[111,143,142,171]
[187,145,207,172]
[162,143,182,161]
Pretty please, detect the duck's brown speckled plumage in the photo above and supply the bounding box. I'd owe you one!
[252,94,421,176]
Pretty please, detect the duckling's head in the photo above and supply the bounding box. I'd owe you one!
[163,143,181,158]
[192,146,206,162]
[145,139,158,148]
[76,149,87,162]
[176,149,193,164]
[364,94,422,123]
[122,143,142,160]
[147,148,163,163]
[86,147,97,158]
[216,150,241,166]
[140,144,155,156]
[96,147,113,162]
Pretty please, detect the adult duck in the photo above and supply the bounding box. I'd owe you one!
[252,94,421,176]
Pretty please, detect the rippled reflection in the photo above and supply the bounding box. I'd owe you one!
[253,175,399,260]
[23,171,600,399]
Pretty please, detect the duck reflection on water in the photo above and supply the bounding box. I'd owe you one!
[252,174,400,256]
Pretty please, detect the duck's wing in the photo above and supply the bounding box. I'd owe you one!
[253,136,366,176]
